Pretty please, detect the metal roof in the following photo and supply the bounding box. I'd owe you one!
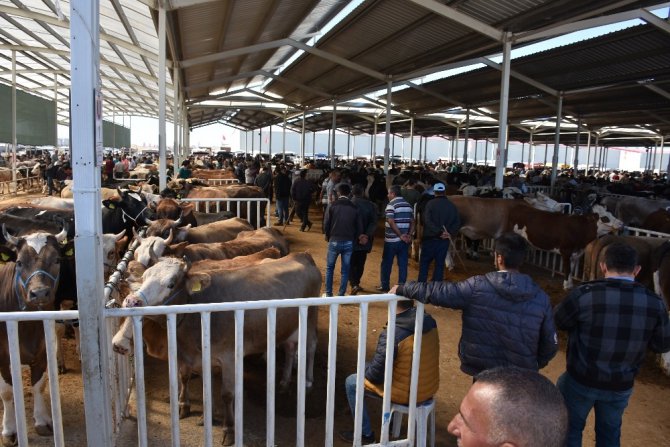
[0,0,175,126]
[1,0,668,148]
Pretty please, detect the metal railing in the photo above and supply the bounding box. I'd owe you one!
[624,226,670,239]
[180,197,271,228]
[0,175,43,194]
[526,185,552,195]
[104,295,426,447]
[196,178,239,185]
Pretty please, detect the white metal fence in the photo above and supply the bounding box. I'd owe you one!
[0,175,43,194]
[181,197,271,229]
[624,226,670,239]
[1,295,428,447]
[196,178,239,186]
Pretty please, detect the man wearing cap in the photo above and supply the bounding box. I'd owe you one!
[418,182,460,282]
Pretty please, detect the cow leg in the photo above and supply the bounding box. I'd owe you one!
[279,337,296,392]
[0,375,17,446]
[305,307,318,391]
[30,372,52,436]
[112,318,134,355]
[563,250,583,290]
[55,323,67,374]
[220,358,235,446]
[178,367,191,419]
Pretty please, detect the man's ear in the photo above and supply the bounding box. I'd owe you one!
[632,264,642,278]
[599,261,608,276]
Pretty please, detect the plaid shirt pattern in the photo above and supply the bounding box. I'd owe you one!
[554,278,670,391]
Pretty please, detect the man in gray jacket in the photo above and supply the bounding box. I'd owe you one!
[391,232,557,377]
[349,184,378,295]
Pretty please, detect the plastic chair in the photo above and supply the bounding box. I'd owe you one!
[390,398,435,447]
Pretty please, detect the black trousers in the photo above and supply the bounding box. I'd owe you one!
[349,250,368,287]
[296,201,311,228]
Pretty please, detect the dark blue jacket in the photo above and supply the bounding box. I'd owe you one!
[398,271,558,376]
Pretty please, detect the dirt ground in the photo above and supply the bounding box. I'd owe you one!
[4,193,670,446]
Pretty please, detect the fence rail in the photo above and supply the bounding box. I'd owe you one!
[196,178,239,185]
[0,175,43,194]
[181,197,271,228]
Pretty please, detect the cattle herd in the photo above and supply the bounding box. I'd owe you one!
[0,164,669,445]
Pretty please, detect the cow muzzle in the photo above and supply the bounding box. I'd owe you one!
[28,286,52,305]
[123,291,148,308]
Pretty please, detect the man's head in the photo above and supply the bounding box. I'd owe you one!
[448,367,567,447]
[600,241,641,278]
[352,183,365,197]
[336,183,351,198]
[300,169,307,179]
[388,185,401,199]
[493,233,528,271]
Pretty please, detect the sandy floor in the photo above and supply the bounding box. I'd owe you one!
[3,193,670,446]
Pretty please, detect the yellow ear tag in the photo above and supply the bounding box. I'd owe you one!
[65,248,74,256]
[1,253,9,261]
[108,203,116,209]
[191,280,201,293]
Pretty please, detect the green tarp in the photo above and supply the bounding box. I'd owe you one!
[0,83,57,146]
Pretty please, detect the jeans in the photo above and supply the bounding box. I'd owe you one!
[345,374,373,437]
[380,240,409,289]
[557,372,633,447]
[349,250,368,287]
[418,239,450,282]
[325,240,353,296]
[276,197,289,223]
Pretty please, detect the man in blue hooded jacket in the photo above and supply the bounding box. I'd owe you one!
[391,232,557,377]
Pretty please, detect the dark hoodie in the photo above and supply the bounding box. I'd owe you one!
[398,271,558,376]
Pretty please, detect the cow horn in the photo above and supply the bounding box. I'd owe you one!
[117,186,124,196]
[164,228,174,245]
[115,229,127,241]
[148,241,160,264]
[182,255,191,273]
[144,216,155,226]
[55,227,68,243]
[132,226,143,243]
[2,224,19,246]
[173,211,183,227]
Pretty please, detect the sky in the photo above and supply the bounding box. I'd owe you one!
[56,7,667,168]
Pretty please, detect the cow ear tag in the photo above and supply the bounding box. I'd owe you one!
[0,253,8,262]
[108,203,116,209]
[65,247,74,256]
[191,280,201,293]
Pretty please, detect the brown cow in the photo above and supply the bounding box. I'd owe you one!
[0,226,69,445]
[152,198,198,227]
[640,209,670,234]
[164,227,289,262]
[191,168,236,180]
[112,252,321,445]
[448,197,623,289]
[135,217,254,266]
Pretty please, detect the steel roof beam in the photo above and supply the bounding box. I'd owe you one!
[640,9,670,34]
[479,57,559,97]
[408,0,503,42]
[514,2,670,43]
[643,83,670,101]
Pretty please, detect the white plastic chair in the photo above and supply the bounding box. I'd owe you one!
[390,398,435,447]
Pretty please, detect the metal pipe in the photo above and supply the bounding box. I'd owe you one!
[550,95,563,188]
[495,33,512,189]
[383,80,392,174]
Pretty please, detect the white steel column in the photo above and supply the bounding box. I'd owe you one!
[528,130,534,167]
[373,116,378,159]
[300,111,306,162]
[54,74,58,145]
[550,96,563,187]
[282,114,287,159]
[11,50,16,190]
[330,100,337,169]
[173,65,180,178]
[409,116,415,162]
[70,0,112,444]
[658,136,665,173]
[312,132,316,160]
[347,131,351,160]
[383,80,392,175]
[484,139,489,166]
[462,108,470,164]
[586,133,592,172]
[158,5,167,191]
[269,125,273,157]
[573,117,581,176]
[494,33,512,189]
[454,125,460,162]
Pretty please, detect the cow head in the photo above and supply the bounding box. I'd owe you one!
[103,189,150,229]
[3,224,68,309]
[133,227,174,267]
[102,230,128,276]
[144,215,191,242]
[592,204,623,236]
[123,255,191,308]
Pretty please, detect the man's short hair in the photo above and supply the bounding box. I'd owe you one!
[352,183,365,197]
[397,299,414,311]
[603,241,639,273]
[494,233,528,269]
[300,169,307,178]
[389,185,402,196]
[336,183,351,197]
[475,367,568,447]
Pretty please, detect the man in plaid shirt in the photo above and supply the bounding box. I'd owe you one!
[554,241,670,447]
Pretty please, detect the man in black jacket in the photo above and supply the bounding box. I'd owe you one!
[349,184,378,295]
[323,183,366,297]
[291,169,314,232]
[391,232,557,377]
[417,182,460,282]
